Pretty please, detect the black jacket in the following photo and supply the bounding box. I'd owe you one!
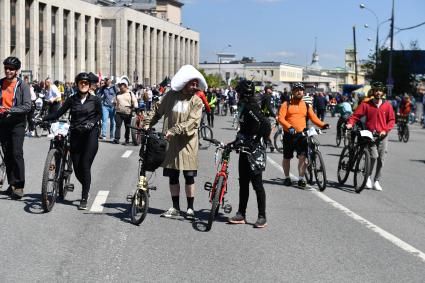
[238,102,271,143]
[44,93,102,130]
[261,94,276,117]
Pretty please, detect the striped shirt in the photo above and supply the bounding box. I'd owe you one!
[302,94,313,105]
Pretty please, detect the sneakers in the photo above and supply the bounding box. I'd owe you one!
[254,216,267,228]
[270,146,275,153]
[112,139,120,144]
[298,179,307,188]
[185,208,195,220]
[11,186,24,199]
[373,181,383,191]
[122,140,130,145]
[283,177,292,186]
[366,177,373,189]
[161,207,180,218]
[79,198,88,210]
[228,212,246,224]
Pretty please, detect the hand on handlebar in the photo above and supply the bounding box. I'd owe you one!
[288,127,296,135]
[379,131,387,137]
[165,130,174,140]
[346,124,353,130]
[322,123,330,130]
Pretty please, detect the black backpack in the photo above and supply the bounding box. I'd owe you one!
[141,132,168,172]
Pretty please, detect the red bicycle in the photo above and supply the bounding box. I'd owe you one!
[203,138,249,231]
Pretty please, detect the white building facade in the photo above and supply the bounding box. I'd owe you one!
[0,0,199,85]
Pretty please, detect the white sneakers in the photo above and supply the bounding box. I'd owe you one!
[366,177,383,191]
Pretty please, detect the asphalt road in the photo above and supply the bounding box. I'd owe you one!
[1,113,425,282]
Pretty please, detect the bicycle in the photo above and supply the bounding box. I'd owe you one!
[198,119,213,149]
[396,114,409,143]
[231,106,239,130]
[127,126,161,225]
[130,107,145,146]
[337,128,379,193]
[302,127,327,191]
[273,123,284,153]
[336,115,349,147]
[203,138,248,231]
[0,145,6,190]
[41,120,74,212]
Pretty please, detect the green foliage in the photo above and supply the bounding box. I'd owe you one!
[198,68,222,88]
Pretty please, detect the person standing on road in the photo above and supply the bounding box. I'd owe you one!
[44,77,62,115]
[313,92,328,121]
[278,83,329,188]
[206,87,217,127]
[261,85,277,152]
[0,57,31,199]
[346,81,395,191]
[113,76,138,145]
[228,79,271,228]
[144,65,206,220]
[24,75,37,137]
[43,72,102,210]
[98,78,117,141]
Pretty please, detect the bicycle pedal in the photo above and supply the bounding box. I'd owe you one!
[64,183,74,192]
[148,186,157,191]
[204,182,212,191]
[126,194,133,202]
[223,204,232,214]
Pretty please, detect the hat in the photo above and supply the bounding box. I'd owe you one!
[118,76,130,87]
[171,65,208,91]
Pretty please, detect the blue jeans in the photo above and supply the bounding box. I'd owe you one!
[102,105,116,138]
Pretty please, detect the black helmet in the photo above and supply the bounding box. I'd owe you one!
[88,72,99,84]
[3,56,21,70]
[75,72,91,85]
[235,79,255,97]
[264,85,273,91]
[292,82,305,90]
[371,81,385,91]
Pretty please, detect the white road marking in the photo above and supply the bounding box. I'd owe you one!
[267,156,425,263]
[89,190,110,213]
[121,150,133,158]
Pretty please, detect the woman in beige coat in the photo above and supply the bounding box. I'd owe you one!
[144,65,207,219]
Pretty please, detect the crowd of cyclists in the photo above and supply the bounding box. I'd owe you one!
[0,54,419,228]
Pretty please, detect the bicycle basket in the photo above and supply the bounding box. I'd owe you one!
[141,132,168,172]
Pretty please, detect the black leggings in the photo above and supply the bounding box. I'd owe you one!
[114,112,131,142]
[70,128,99,199]
[206,110,214,127]
[238,152,266,217]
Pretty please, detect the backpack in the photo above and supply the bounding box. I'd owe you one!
[141,132,169,172]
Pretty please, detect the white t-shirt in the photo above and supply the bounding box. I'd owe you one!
[45,84,62,102]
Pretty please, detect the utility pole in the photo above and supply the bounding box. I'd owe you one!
[353,26,358,85]
[387,0,395,97]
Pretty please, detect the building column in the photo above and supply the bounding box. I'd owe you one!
[185,39,190,65]
[86,16,95,72]
[163,31,169,78]
[169,34,175,76]
[76,14,85,73]
[195,41,199,68]
[29,0,39,80]
[180,37,185,67]
[42,4,52,79]
[95,19,102,77]
[15,0,25,68]
[143,26,150,86]
[55,8,64,81]
[116,18,127,78]
[157,30,163,82]
[128,21,135,82]
[65,11,75,81]
[136,24,143,83]
[191,40,195,66]
[150,28,157,84]
[0,0,11,66]
[175,36,180,71]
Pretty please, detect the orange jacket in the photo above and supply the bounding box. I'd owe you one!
[278,99,325,132]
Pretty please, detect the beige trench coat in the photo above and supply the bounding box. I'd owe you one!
[144,90,203,170]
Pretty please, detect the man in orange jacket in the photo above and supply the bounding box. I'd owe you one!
[278,83,329,188]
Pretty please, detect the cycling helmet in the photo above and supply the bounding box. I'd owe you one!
[75,72,91,85]
[235,79,255,97]
[264,85,273,91]
[371,81,385,91]
[3,56,21,70]
[292,82,305,90]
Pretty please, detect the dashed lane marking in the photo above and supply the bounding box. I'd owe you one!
[89,190,110,213]
[267,156,425,263]
[121,150,133,158]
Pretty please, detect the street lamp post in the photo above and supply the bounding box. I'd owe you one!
[387,0,395,97]
[360,4,380,70]
[217,44,231,85]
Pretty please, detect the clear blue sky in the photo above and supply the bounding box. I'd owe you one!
[181,0,425,68]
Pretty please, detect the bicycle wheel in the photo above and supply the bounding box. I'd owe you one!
[59,150,72,200]
[199,125,213,149]
[232,116,239,130]
[0,157,6,189]
[336,134,341,147]
[354,149,370,193]
[403,126,409,143]
[397,127,403,142]
[337,146,351,184]
[131,117,141,146]
[343,132,349,147]
[41,149,61,212]
[130,188,149,225]
[305,164,313,185]
[273,130,284,153]
[313,150,327,191]
[206,176,224,231]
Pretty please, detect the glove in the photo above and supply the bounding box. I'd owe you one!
[322,124,330,130]
[288,127,296,135]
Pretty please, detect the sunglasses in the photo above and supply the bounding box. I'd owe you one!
[4,66,17,71]
[78,80,90,86]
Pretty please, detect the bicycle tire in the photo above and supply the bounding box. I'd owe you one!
[206,176,224,231]
[403,126,409,143]
[35,123,43,138]
[398,128,403,142]
[337,146,351,184]
[336,135,341,147]
[130,188,149,225]
[41,149,61,212]
[59,150,72,200]
[199,125,213,149]
[305,164,313,185]
[232,116,239,130]
[313,150,327,191]
[0,158,6,189]
[354,149,370,193]
[273,130,284,153]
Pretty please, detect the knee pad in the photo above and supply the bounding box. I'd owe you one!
[184,176,195,185]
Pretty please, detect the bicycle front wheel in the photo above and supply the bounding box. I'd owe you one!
[337,146,351,185]
[130,188,149,225]
[41,149,61,212]
[59,150,72,200]
[354,149,370,193]
[403,126,409,143]
[313,150,327,191]
[273,130,284,153]
[199,125,213,149]
[206,176,223,231]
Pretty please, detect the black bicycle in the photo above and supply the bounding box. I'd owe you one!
[336,116,349,147]
[337,128,380,193]
[302,128,327,191]
[273,123,284,153]
[397,115,409,143]
[41,120,74,212]
[198,119,213,149]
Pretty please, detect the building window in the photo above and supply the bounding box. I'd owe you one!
[10,0,17,52]
[63,11,68,57]
[271,70,274,77]
[25,0,30,52]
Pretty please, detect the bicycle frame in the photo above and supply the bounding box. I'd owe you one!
[210,147,231,205]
